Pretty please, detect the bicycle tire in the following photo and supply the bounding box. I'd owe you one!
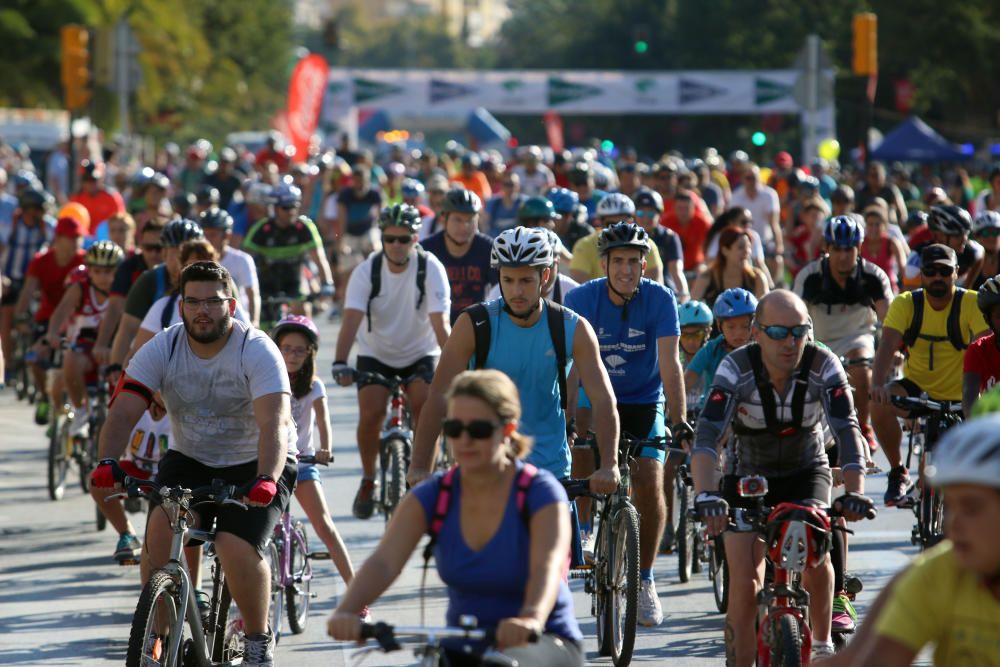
[266,540,283,642]
[709,537,729,613]
[607,503,640,667]
[920,485,945,550]
[211,580,244,663]
[383,438,407,522]
[677,479,692,583]
[47,412,69,501]
[593,512,613,658]
[80,408,105,493]
[771,613,803,667]
[285,521,312,634]
[126,570,183,667]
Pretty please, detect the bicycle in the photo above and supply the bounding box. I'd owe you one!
[110,477,249,667]
[351,618,530,667]
[890,394,963,550]
[673,454,704,584]
[704,527,728,613]
[727,475,876,666]
[11,325,38,403]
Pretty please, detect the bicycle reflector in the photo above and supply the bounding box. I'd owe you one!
[765,503,832,572]
[738,475,769,498]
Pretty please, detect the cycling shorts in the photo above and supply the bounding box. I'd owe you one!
[151,450,296,557]
[618,402,667,464]
[722,466,832,511]
[296,463,322,483]
[355,354,436,390]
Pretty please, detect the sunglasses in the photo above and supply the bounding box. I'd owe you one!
[142,243,164,252]
[383,234,413,245]
[977,228,1000,238]
[758,323,811,340]
[680,330,709,340]
[635,210,659,219]
[921,265,954,277]
[442,418,503,439]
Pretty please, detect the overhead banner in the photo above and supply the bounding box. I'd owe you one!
[322,68,827,120]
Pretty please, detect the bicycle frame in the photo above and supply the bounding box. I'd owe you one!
[274,508,311,592]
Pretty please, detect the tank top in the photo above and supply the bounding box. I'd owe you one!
[67,274,109,342]
[862,237,899,293]
[702,269,756,310]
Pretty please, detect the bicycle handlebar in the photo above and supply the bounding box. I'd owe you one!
[296,454,329,466]
[106,476,248,511]
[359,620,538,654]
[890,394,964,416]
[336,368,423,391]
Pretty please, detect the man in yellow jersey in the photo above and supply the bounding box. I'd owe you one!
[569,192,663,284]
[870,244,989,506]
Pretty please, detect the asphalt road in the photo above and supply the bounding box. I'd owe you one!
[0,314,927,666]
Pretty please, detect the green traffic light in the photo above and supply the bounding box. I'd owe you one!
[634,40,649,54]
[601,139,615,152]
[751,131,766,147]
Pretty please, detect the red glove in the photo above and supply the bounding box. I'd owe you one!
[244,475,277,505]
[91,459,125,488]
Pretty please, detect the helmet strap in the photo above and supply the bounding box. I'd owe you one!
[607,282,639,321]
[499,282,543,323]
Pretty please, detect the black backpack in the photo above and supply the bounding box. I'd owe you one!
[465,299,569,411]
[366,248,428,332]
[733,342,818,438]
[900,288,968,370]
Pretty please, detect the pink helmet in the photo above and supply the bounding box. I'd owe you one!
[270,314,319,346]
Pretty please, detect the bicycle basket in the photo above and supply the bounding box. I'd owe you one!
[765,503,831,572]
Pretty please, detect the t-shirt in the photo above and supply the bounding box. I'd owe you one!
[3,216,54,282]
[568,231,663,281]
[420,231,495,324]
[793,257,892,343]
[125,320,293,467]
[70,188,125,231]
[26,249,87,321]
[124,265,174,320]
[450,172,492,202]
[111,253,151,297]
[139,293,251,333]
[511,164,555,197]
[483,194,526,237]
[220,246,259,310]
[564,278,679,404]
[730,185,781,245]
[883,289,989,400]
[344,249,450,367]
[290,378,325,458]
[661,211,713,269]
[336,187,383,236]
[243,216,324,296]
[411,462,583,649]
[687,336,733,407]
[963,333,1000,394]
[875,541,1000,666]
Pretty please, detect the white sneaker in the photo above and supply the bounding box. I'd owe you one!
[69,410,90,438]
[242,631,274,667]
[581,530,597,563]
[811,640,836,659]
[638,580,663,627]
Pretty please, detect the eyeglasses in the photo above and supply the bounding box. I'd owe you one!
[758,323,811,340]
[181,296,232,310]
[921,265,954,278]
[977,228,1000,238]
[279,345,310,357]
[383,234,413,245]
[442,418,503,439]
[142,243,164,252]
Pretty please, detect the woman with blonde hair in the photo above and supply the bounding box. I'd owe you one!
[329,369,584,666]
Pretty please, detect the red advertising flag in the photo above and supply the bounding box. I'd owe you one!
[544,110,565,153]
[286,54,329,162]
[894,79,914,114]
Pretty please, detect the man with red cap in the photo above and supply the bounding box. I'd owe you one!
[70,160,125,234]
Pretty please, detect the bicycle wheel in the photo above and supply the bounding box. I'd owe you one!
[47,412,70,501]
[382,438,407,522]
[211,580,244,663]
[126,570,183,667]
[265,540,283,642]
[920,485,945,549]
[79,409,104,493]
[593,511,613,657]
[606,503,640,667]
[708,537,728,613]
[770,613,803,667]
[285,521,312,634]
[677,478,692,583]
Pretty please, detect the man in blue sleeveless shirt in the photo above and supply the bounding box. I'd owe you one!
[408,226,620,495]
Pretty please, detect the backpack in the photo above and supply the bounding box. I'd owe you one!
[732,342,818,438]
[366,248,428,332]
[817,257,876,312]
[900,288,968,371]
[465,299,569,411]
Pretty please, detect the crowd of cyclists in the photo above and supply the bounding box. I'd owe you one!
[2,134,999,666]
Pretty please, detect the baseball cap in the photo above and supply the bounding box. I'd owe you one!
[55,216,85,238]
[921,243,958,268]
[775,151,793,169]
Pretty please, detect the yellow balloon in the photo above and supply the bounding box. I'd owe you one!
[818,138,840,161]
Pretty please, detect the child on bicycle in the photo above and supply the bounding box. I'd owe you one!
[271,314,369,619]
[685,288,757,409]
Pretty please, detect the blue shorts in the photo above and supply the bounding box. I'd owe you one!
[618,402,667,463]
[297,463,322,483]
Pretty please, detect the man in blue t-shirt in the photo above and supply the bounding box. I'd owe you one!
[563,221,689,628]
[421,188,496,324]
[409,226,620,495]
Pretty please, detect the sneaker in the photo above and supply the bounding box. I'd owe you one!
[243,631,275,667]
[637,580,664,627]
[883,465,911,507]
[34,399,49,425]
[659,522,675,554]
[352,478,377,520]
[831,593,857,632]
[114,533,141,564]
[811,640,836,659]
[581,530,597,563]
[69,412,90,438]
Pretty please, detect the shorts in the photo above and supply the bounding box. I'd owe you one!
[722,466,832,510]
[825,333,875,360]
[151,450,297,557]
[618,402,667,463]
[355,354,437,389]
[1,278,23,306]
[339,228,381,272]
[296,462,322,483]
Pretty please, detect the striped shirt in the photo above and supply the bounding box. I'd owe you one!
[2,215,54,281]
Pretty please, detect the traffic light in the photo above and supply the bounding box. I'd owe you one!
[61,25,91,112]
[632,25,650,55]
[751,132,767,147]
[852,13,877,76]
[601,139,615,153]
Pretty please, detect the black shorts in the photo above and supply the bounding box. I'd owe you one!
[355,355,436,389]
[722,467,832,510]
[151,450,297,557]
[0,278,23,306]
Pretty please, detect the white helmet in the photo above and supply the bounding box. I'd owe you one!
[595,192,636,219]
[491,226,553,269]
[925,416,1000,489]
[973,210,1000,235]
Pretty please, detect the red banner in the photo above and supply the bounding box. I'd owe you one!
[285,54,329,162]
[544,110,565,153]
[894,79,915,114]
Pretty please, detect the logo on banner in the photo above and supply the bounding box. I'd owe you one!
[755,77,793,106]
[430,78,476,104]
[353,77,404,103]
[502,78,524,92]
[635,78,656,94]
[548,77,602,106]
[328,81,349,94]
[679,78,727,105]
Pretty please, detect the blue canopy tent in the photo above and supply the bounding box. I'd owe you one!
[870,116,971,162]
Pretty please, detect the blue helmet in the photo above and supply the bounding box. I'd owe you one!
[824,214,864,248]
[713,288,758,319]
[678,300,713,327]
[546,187,579,215]
[402,178,424,199]
[271,183,302,208]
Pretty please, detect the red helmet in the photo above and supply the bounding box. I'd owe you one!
[765,503,831,572]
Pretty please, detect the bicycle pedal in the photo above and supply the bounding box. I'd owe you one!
[307,550,330,560]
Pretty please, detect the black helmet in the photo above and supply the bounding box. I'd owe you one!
[440,188,482,215]
[929,204,973,236]
[172,193,197,218]
[18,187,53,210]
[632,186,664,213]
[196,185,220,207]
[148,171,170,191]
[905,210,929,231]
[161,218,204,247]
[978,275,1000,320]
[377,204,422,233]
[198,207,234,232]
[598,221,650,256]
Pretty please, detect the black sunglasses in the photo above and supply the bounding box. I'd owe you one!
[442,418,503,439]
[758,323,811,340]
[921,265,954,277]
[976,228,1000,238]
[383,234,413,245]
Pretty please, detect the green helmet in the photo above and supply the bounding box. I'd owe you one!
[517,196,556,222]
[971,384,1000,419]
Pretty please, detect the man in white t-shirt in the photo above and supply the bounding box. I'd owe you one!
[511,145,556,197]
[199,207,260,325]
[730,163,784,282]
[90,261,294,666]
[332,204,451,519]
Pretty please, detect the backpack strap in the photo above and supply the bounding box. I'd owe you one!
[366,252,384,333]
[415,246,428,310]
[901,289,925,349]
[545,299,569,412]
[790,344,818,427]
[946,287,969,351]
[553,275,563,305]
[160,293,178,331]
[167,325,182,363]
[744,343,816,437]
[746,344,780,434]
[426,466,458,547]
[515,462,539,525]
[153,264,168,302]
[466,302,491,370]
